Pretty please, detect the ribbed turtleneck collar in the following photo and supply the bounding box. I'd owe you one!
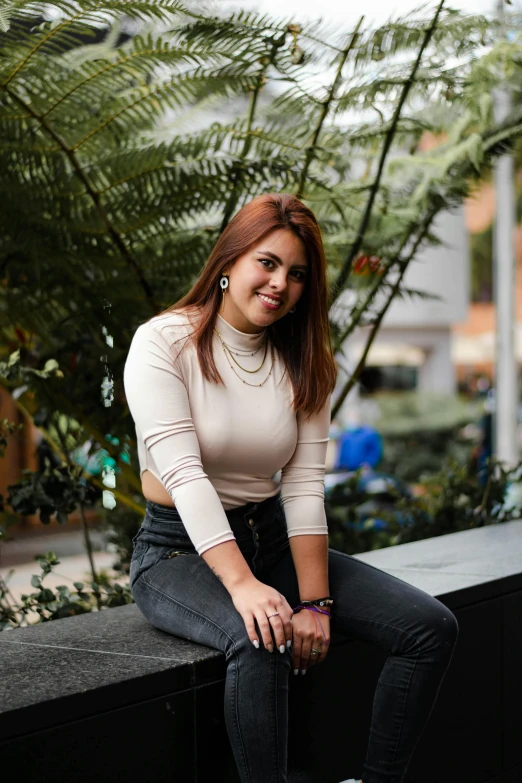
[215,313,266,354]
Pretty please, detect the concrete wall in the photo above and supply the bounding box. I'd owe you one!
[341,206,470,397]
[384,206,470,329]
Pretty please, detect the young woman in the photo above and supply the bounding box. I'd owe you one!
[124,193,458,783]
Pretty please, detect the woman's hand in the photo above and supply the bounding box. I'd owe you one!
[291,608,330,674]
[202,541,292,652]
[229,577,294,653]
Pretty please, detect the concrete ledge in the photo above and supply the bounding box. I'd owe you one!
[354,518,522,608]
[1,521,522,783]
[0,604,224,739]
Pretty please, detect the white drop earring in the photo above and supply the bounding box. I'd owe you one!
[220,273,229,310]
[289,306,296,314]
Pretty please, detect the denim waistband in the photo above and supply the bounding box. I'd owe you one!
[146,492,282,524]
[139,492,285,550]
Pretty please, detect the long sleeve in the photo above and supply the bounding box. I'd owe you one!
[123,323,235,555]
[280,395,331,537]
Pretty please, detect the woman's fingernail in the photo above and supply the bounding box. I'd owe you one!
[267,644,274,653]
[293,669,299,676]
[252,640,260,649]
[279,645,285,654]
[286,640,292,648]
[300,669,306,675]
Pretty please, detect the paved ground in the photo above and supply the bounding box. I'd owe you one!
[0,529,124,605]
[0,527,107,567]
[1,549,122,604]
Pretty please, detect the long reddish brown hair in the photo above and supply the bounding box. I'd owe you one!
[160,193,337,416]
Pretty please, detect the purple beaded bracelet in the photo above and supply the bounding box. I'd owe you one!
[292,604,331,646]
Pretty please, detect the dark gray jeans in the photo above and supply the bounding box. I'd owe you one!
[130,493,458,783]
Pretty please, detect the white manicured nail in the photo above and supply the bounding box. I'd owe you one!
[252,640,259,649]
[293,669,299,676]
[300,669,306,676]
[279,645,285,654]
[286,640,292,648]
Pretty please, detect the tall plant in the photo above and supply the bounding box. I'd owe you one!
[0,0,521,515]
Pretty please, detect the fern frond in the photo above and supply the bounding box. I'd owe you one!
[1,0,522,478]
[383,284,443,303]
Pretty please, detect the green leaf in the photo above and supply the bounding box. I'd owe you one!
[73,582,85,591]
[43,359,60,373]
[30,575,42,588]
[38,588,56,603]
[0,7,12,33]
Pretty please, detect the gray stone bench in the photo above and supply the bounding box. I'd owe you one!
[1,520,522,783]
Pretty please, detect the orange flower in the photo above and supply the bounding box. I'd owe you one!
[352,255,385,276]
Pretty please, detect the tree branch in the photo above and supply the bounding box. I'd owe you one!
[220,33,288,232]
[331,207,437,419]
[295,16,364,200]
[330,0,445,303]
[2,84,159,313]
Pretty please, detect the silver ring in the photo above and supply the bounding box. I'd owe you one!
[267,612,280,619]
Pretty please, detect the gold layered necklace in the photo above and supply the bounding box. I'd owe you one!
[214,328,274,387]
[225,342,264,358]
[221,333,268,373]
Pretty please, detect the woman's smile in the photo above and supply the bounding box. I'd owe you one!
[256,292,283,310]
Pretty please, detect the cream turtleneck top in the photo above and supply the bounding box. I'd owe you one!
[123,309,330,555]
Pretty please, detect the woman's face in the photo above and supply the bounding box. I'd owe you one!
[221,228,308,334]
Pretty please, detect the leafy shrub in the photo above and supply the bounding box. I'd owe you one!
[372,392,483,483]
[326,457,522,555]
[0,551,133,631]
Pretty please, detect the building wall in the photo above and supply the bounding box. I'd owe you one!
[453,200,522,384]
[343,206,470,396]
[384,207,470,330]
